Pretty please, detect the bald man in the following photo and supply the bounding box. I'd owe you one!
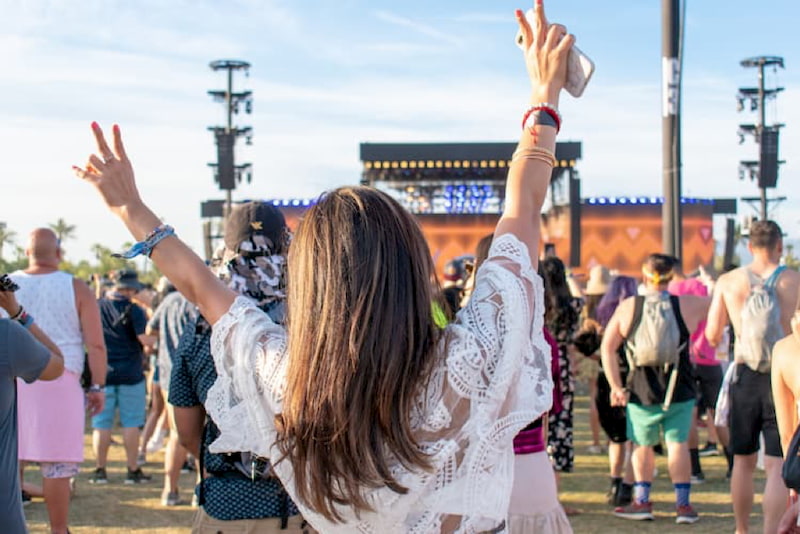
[10,228,107,534]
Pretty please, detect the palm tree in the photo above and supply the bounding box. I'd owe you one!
[0,222,16,261]
[49,218,77,243]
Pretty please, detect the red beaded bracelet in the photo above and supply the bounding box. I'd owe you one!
[521,103,562,133]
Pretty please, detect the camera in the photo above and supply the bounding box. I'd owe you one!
[0,274,19,292]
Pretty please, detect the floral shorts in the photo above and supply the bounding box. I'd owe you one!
[40,462,80,479]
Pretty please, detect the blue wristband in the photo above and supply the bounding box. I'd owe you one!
[17,311,34,329]
[112,225,176,259]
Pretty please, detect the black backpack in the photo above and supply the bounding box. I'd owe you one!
[782,424,800,490]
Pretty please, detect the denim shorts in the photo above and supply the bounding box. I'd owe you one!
[91,380,147,429]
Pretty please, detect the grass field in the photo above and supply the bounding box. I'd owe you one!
[23,395,769,533]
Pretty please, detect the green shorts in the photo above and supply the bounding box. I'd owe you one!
[626,399,695,446]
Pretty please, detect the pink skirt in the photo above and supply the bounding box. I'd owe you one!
[17,371,85,463]
[508,452,573,534]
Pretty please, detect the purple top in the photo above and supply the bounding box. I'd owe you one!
[513,327,561,454]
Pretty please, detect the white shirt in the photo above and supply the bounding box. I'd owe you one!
[204,233,552,533]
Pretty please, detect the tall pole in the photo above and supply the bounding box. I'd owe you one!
[757,61,767,221]
[661,0,682,261]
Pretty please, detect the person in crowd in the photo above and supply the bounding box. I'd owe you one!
[10,229,107,534]
[1,277,65,534]
[440,255,473,317]
[582,264,611,455]
[593,275,638,507]
[774,311,800,534]
[91,269,155,484]
[170,201,315,532]
[668,273,722,484]
[146,277,197,506]
[602,254,710,524]
[706,220,800,534]
[509,327,572,533]
[71,1,572,529]
[540,256,582,500]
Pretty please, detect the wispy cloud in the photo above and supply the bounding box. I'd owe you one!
[373,10,463,47]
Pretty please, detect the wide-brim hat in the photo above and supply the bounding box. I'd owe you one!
[114,269,143,291]
[585,265,611,296]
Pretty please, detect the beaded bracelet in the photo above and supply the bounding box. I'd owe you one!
[521,103,562,133]
[17,310,34,329]
[112,224,176,259]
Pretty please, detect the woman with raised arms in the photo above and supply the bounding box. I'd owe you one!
[72,2,575,531]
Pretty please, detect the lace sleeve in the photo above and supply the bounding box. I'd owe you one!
[410,234,553,525]
[204,297,287,458]
[446,233,552,420]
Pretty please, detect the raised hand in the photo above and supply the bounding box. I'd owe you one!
[515,0,574,105]
[72,122,142,215]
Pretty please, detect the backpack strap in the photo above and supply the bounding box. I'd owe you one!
[765,265,786,289]
[624,296,645,371]
[669,295,690,342]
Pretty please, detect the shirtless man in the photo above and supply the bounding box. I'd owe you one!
[705,220,800,534]
[773,310,800,534]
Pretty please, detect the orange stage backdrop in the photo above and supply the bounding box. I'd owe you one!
[277,203,715,279]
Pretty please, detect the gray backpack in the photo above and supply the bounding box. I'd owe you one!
[625,293,685,369]
[735,266,786,373]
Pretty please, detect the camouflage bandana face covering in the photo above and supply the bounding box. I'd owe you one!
[215,231,289,308]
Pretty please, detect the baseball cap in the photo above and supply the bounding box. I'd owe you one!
[223,201,288,255]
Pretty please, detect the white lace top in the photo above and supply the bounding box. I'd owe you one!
[205,234,552,533]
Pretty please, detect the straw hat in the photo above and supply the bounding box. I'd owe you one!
[585,265,611,296]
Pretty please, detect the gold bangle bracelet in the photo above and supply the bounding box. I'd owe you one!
[511,147,556,166]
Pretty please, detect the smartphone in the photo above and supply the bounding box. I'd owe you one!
[515,8,595,98]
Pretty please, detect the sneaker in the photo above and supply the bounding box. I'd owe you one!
[698,443,719,457]
[161,490,182,506]
[676,504,700,524]
[587,444,604,455]
[191,493,199,508]
[136,452,146,467]
[124,468,152,484]
[616,483,633,507]
[21,491,32,507]
[180,460,196,474]
[614,501,654,521]
[146,430,167,454]
[690,473,705,485]
[89,467,108,485]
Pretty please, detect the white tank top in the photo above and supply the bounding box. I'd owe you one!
[12,270,85,374]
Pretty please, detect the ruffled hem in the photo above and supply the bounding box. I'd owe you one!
[507,508,573,534]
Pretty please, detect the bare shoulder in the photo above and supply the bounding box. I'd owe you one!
[773,334,800,369]
[715,267,746,291]
[72,276,95,301]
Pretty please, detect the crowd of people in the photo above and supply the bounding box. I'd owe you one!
[2,1,800,533]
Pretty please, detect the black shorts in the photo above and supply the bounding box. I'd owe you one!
[729,364,782,457]
[596,370,628,444]
[694,363,723,413]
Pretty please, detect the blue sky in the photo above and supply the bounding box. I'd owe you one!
[1,0,798,263]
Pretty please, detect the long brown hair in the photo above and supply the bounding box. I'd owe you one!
[277,186,439,521]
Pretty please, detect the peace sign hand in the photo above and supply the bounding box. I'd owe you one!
[73,122,142,215]
[515,0,574,105]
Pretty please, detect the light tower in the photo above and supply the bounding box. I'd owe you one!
[207,59,253,218]
[736,56,785,221]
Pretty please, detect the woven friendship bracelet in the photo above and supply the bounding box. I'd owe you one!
[112,224,176,259]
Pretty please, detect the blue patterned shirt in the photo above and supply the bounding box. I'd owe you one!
[169,313,299,521]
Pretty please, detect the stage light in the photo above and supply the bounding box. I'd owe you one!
[750,98,758,112]
[736,97,744,112]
